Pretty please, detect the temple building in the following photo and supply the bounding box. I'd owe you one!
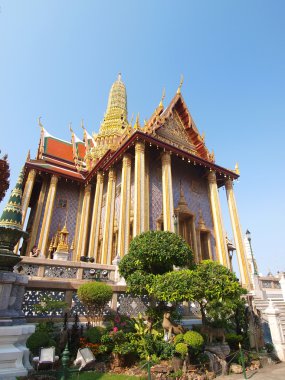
[17,74,251,288]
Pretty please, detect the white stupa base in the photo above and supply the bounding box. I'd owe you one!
[53,250,69,261]
[0,324,35,380]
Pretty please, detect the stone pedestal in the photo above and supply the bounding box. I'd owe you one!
[0,272,28,326]
[0,271,35,379]
[0,324,35,379]
[53,250,69,261]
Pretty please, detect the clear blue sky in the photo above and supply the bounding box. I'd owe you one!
[1,1,284,275]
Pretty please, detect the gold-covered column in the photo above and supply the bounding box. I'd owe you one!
[21,169,36,225]
[38,175,58,257]
[133,141,145,237]
[88,172,104,261]
[145,155,150,230]
[225,179,250,288]
[208,171,229,267]
[161,152,174,232]
[101,168,116,264]
[26,179,48,255]
[76,184,92,259]
[118,154,132,256]
[14,169,37,253]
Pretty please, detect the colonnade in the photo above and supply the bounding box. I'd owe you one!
[21,143,250,288]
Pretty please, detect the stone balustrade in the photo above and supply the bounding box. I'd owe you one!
[14,257,116,283]
[260,278,281,290]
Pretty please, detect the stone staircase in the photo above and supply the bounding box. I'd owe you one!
[253,296,285,339]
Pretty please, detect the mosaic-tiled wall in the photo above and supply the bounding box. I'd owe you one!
[149,152,163,230]
[35,179,80,249]
[130,160,134,213]
[114,166,122,225]
[100,179,108,231]
[171,156,216,259]
[49,180,80,244]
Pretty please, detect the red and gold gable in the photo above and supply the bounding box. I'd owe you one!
[44,137,74,162]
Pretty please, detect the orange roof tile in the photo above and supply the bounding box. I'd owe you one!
[44,137,74,162]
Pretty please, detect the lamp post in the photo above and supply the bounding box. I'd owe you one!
[246,230,258,275]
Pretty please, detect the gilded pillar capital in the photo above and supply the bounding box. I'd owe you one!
[97,171,104,184]
[161,151,171,165]
[50,175,59,186]
[84,184,92,194]
[108,168,117,182]
[225,179,233,191]
[207,171,217,184]
[123,153,132,167]
[27,169,36,181]
[135,141,145,153]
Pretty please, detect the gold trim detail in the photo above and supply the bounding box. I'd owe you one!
[207,171,229,268]
[225,179,250,289]
[38,175,58,257]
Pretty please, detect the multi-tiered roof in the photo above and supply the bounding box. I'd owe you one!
[24,74,239,185]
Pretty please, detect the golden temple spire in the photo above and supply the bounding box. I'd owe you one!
[159,88,166,107]
[104,73,128,125]
[177,74,184,94]
[91,74,129,160]
[134,113,140,130]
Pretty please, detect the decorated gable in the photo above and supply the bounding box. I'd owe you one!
[155,110,198,156]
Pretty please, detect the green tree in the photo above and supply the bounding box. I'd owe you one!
[77,282,113,325]
[119,231,193,296]
[148,260,246,324]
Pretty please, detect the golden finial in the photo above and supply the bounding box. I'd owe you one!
[177,74,184,94]
[37,116,43,129]
[159,88,166,107]
[209,150,215,162]
[26,150,31,162]
[130,113,134,126]
[69,122,73,134]
[134,113,140,130]
[201,132,205,142]
[81,119,84,130]
[118,72,122,81]
[235,163,240,175]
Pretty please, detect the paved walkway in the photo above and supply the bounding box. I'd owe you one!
[218,362,285,380]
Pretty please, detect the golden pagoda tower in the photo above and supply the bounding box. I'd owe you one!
[90,74,129,161]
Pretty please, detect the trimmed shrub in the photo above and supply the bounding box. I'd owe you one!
[77,282,113,325]
[175,342,188,358]
[183,331,204,352]
[26,331,54,356]
[174,333,184,344]
[84,326,106,344]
